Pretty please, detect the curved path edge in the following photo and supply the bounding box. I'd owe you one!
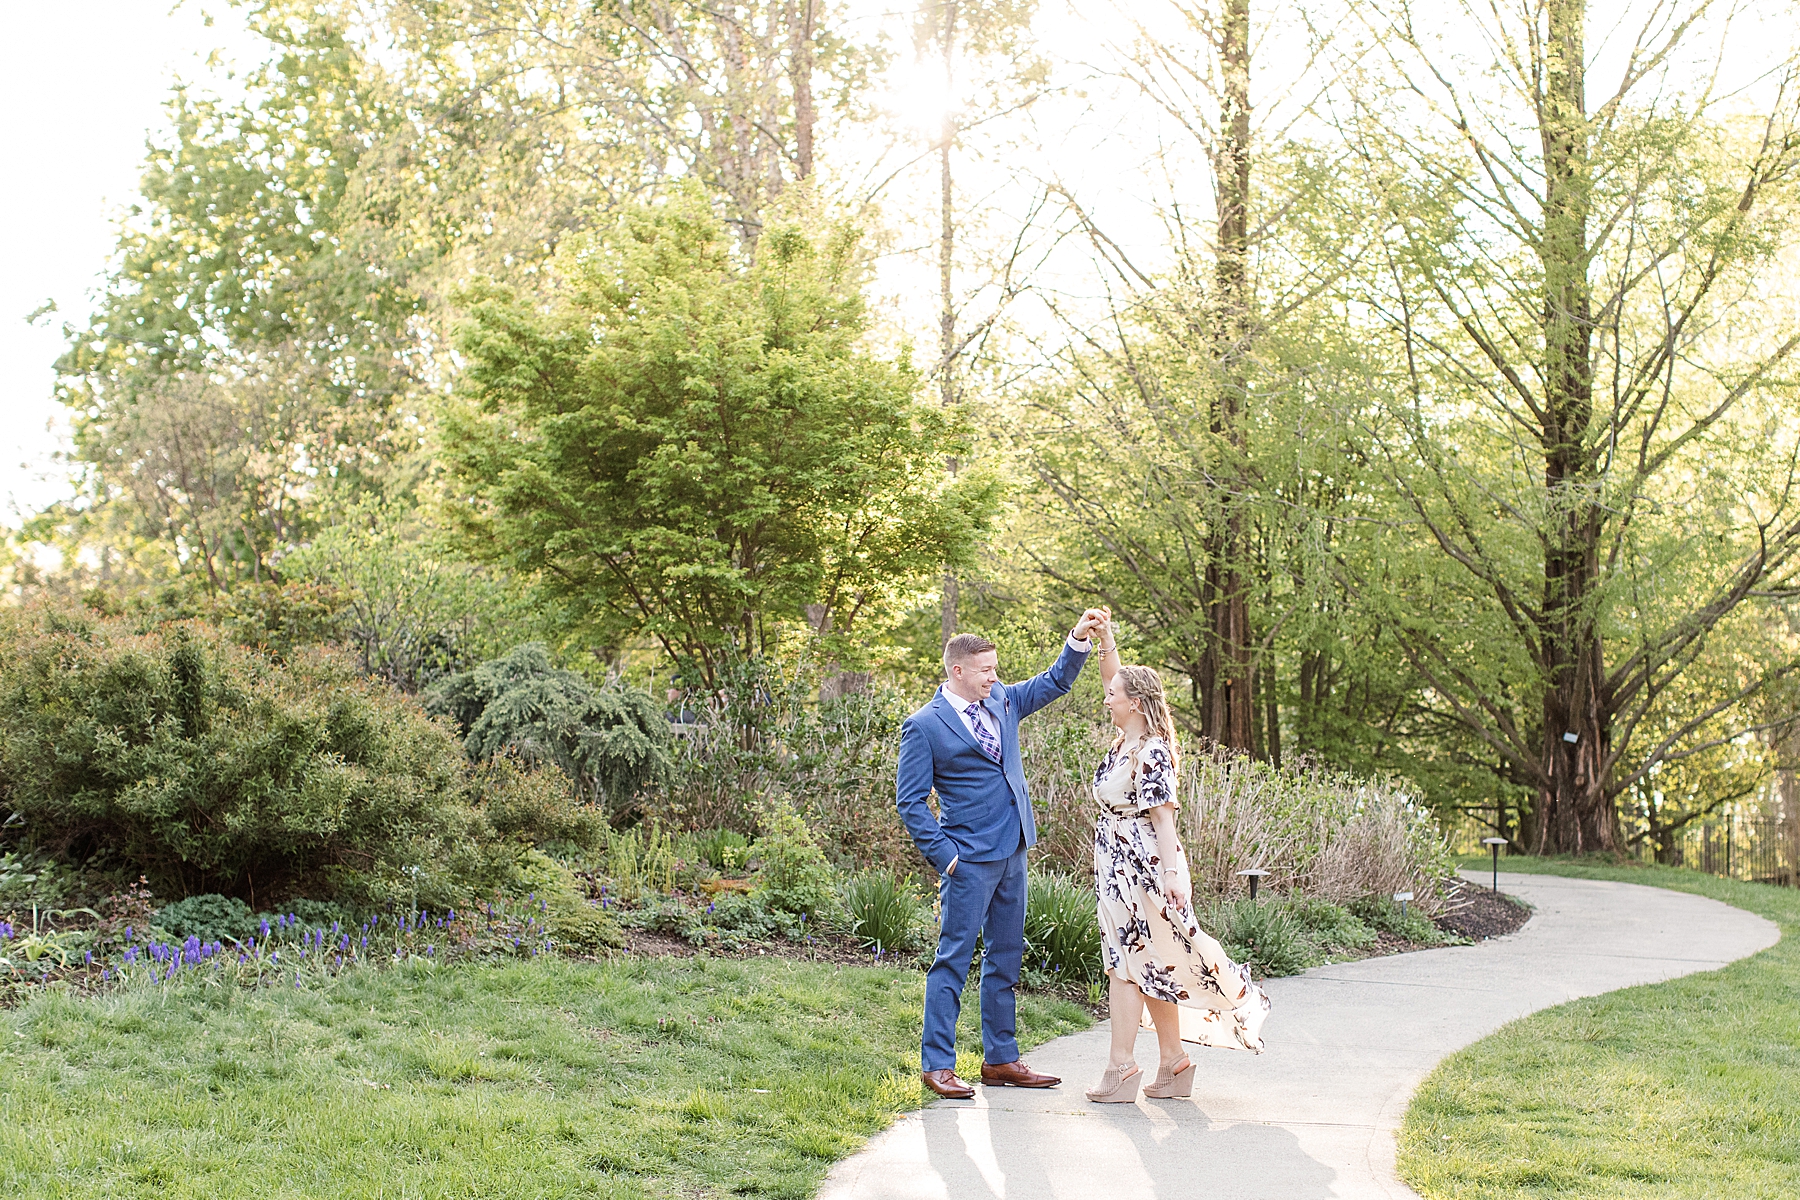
[816,870,1779,1200]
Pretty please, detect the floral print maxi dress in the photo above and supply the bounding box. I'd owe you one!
[1093,736,1272,1052]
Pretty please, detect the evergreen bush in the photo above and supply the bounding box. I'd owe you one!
[425,644,672,813]
[469,752,607,850]
[515,849,624,951]
[0,605,509,909]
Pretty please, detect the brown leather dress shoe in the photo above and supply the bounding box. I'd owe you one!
[921,1069,976,1099]
[980,1059,1061,1088]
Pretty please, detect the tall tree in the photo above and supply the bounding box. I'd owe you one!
[908,0,1043,640]
[445,192,997,685]
[1201,0,1257,749]
[1346,0,1800,850]
[381,0,868,249]
[1024,0,1361,756]
[41,4,427,589]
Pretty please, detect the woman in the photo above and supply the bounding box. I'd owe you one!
[1084,623,1272,1104]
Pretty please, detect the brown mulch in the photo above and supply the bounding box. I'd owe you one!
[1435,879,1532,941]
[610,878,1534,974]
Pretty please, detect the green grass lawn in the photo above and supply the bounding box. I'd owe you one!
[0,954,1088,1199]
[1399,856,1800,1198]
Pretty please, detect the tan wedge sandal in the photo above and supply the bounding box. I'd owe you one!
[1084,1063,1142,1103]
[1142,1056,1194,1099]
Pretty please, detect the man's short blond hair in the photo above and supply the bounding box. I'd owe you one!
[942,633,997,675]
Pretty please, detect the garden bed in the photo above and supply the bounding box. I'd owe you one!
[1434,879,1532,942]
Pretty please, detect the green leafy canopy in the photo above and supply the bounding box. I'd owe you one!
[444,190,998,683]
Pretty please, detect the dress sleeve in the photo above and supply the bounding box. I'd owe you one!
[1133,738,1178,811]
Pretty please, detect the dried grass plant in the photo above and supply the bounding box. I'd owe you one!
[1023,714,1456,913]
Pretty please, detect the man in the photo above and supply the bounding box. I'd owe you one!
[895,611,1110,1098]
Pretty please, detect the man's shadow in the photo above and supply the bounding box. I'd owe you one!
[918,1093,1338,1200]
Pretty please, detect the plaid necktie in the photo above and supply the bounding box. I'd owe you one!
[964,702,1003,763]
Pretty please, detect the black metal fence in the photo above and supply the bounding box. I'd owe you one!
[1445,810,1800,887]
[1626,815,1800,887]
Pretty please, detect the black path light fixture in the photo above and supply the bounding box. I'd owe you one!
[1393,890,1414,920]
[1483,837,1508,894]
[1236,868,1270,901]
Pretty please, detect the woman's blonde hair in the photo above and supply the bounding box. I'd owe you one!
[1112,664,1181,772]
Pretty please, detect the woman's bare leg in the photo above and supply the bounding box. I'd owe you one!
[1108,975,1145,1069]
[1141,996,1187,1068]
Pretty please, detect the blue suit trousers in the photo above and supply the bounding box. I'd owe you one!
[921,841,1028,1072]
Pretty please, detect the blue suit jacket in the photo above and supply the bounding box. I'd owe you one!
[895,641,1090,870]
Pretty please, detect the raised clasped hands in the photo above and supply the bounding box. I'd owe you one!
[1072,606,1112,644]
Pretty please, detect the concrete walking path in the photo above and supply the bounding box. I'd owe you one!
[816,870,1780,1200]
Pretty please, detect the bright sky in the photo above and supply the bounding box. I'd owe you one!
[0,0,257,527]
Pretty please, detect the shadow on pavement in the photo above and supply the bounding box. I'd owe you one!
[919,1096,1338,1199]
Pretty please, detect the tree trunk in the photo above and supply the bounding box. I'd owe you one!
[788,0,816,178]
[938,0,961,643]
[1198,0,1256,752]
[1530,0,1617,853]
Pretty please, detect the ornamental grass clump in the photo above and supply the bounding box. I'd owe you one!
[1209,897,1309,978]
[842,870,924,956]
[1024,712,1456,913]
[1023,870,1104,990]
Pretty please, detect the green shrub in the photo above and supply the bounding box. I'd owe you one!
[694,828,750,872]
[470,752,607,850]
[285,898,359,931]
[155,894,258,943]
[842,870,924,954]
[1349,893,1445,944]
[0,848,63,908]
[516,850,624,952]
[1023,870,1104,988]
[750,795,839,920]
[1285,896,1377,955]
[1213,898,1309,977]
[704,892,780,938]
[624,894,707,942]
[0,606,508,909]
[425,644,672,812]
